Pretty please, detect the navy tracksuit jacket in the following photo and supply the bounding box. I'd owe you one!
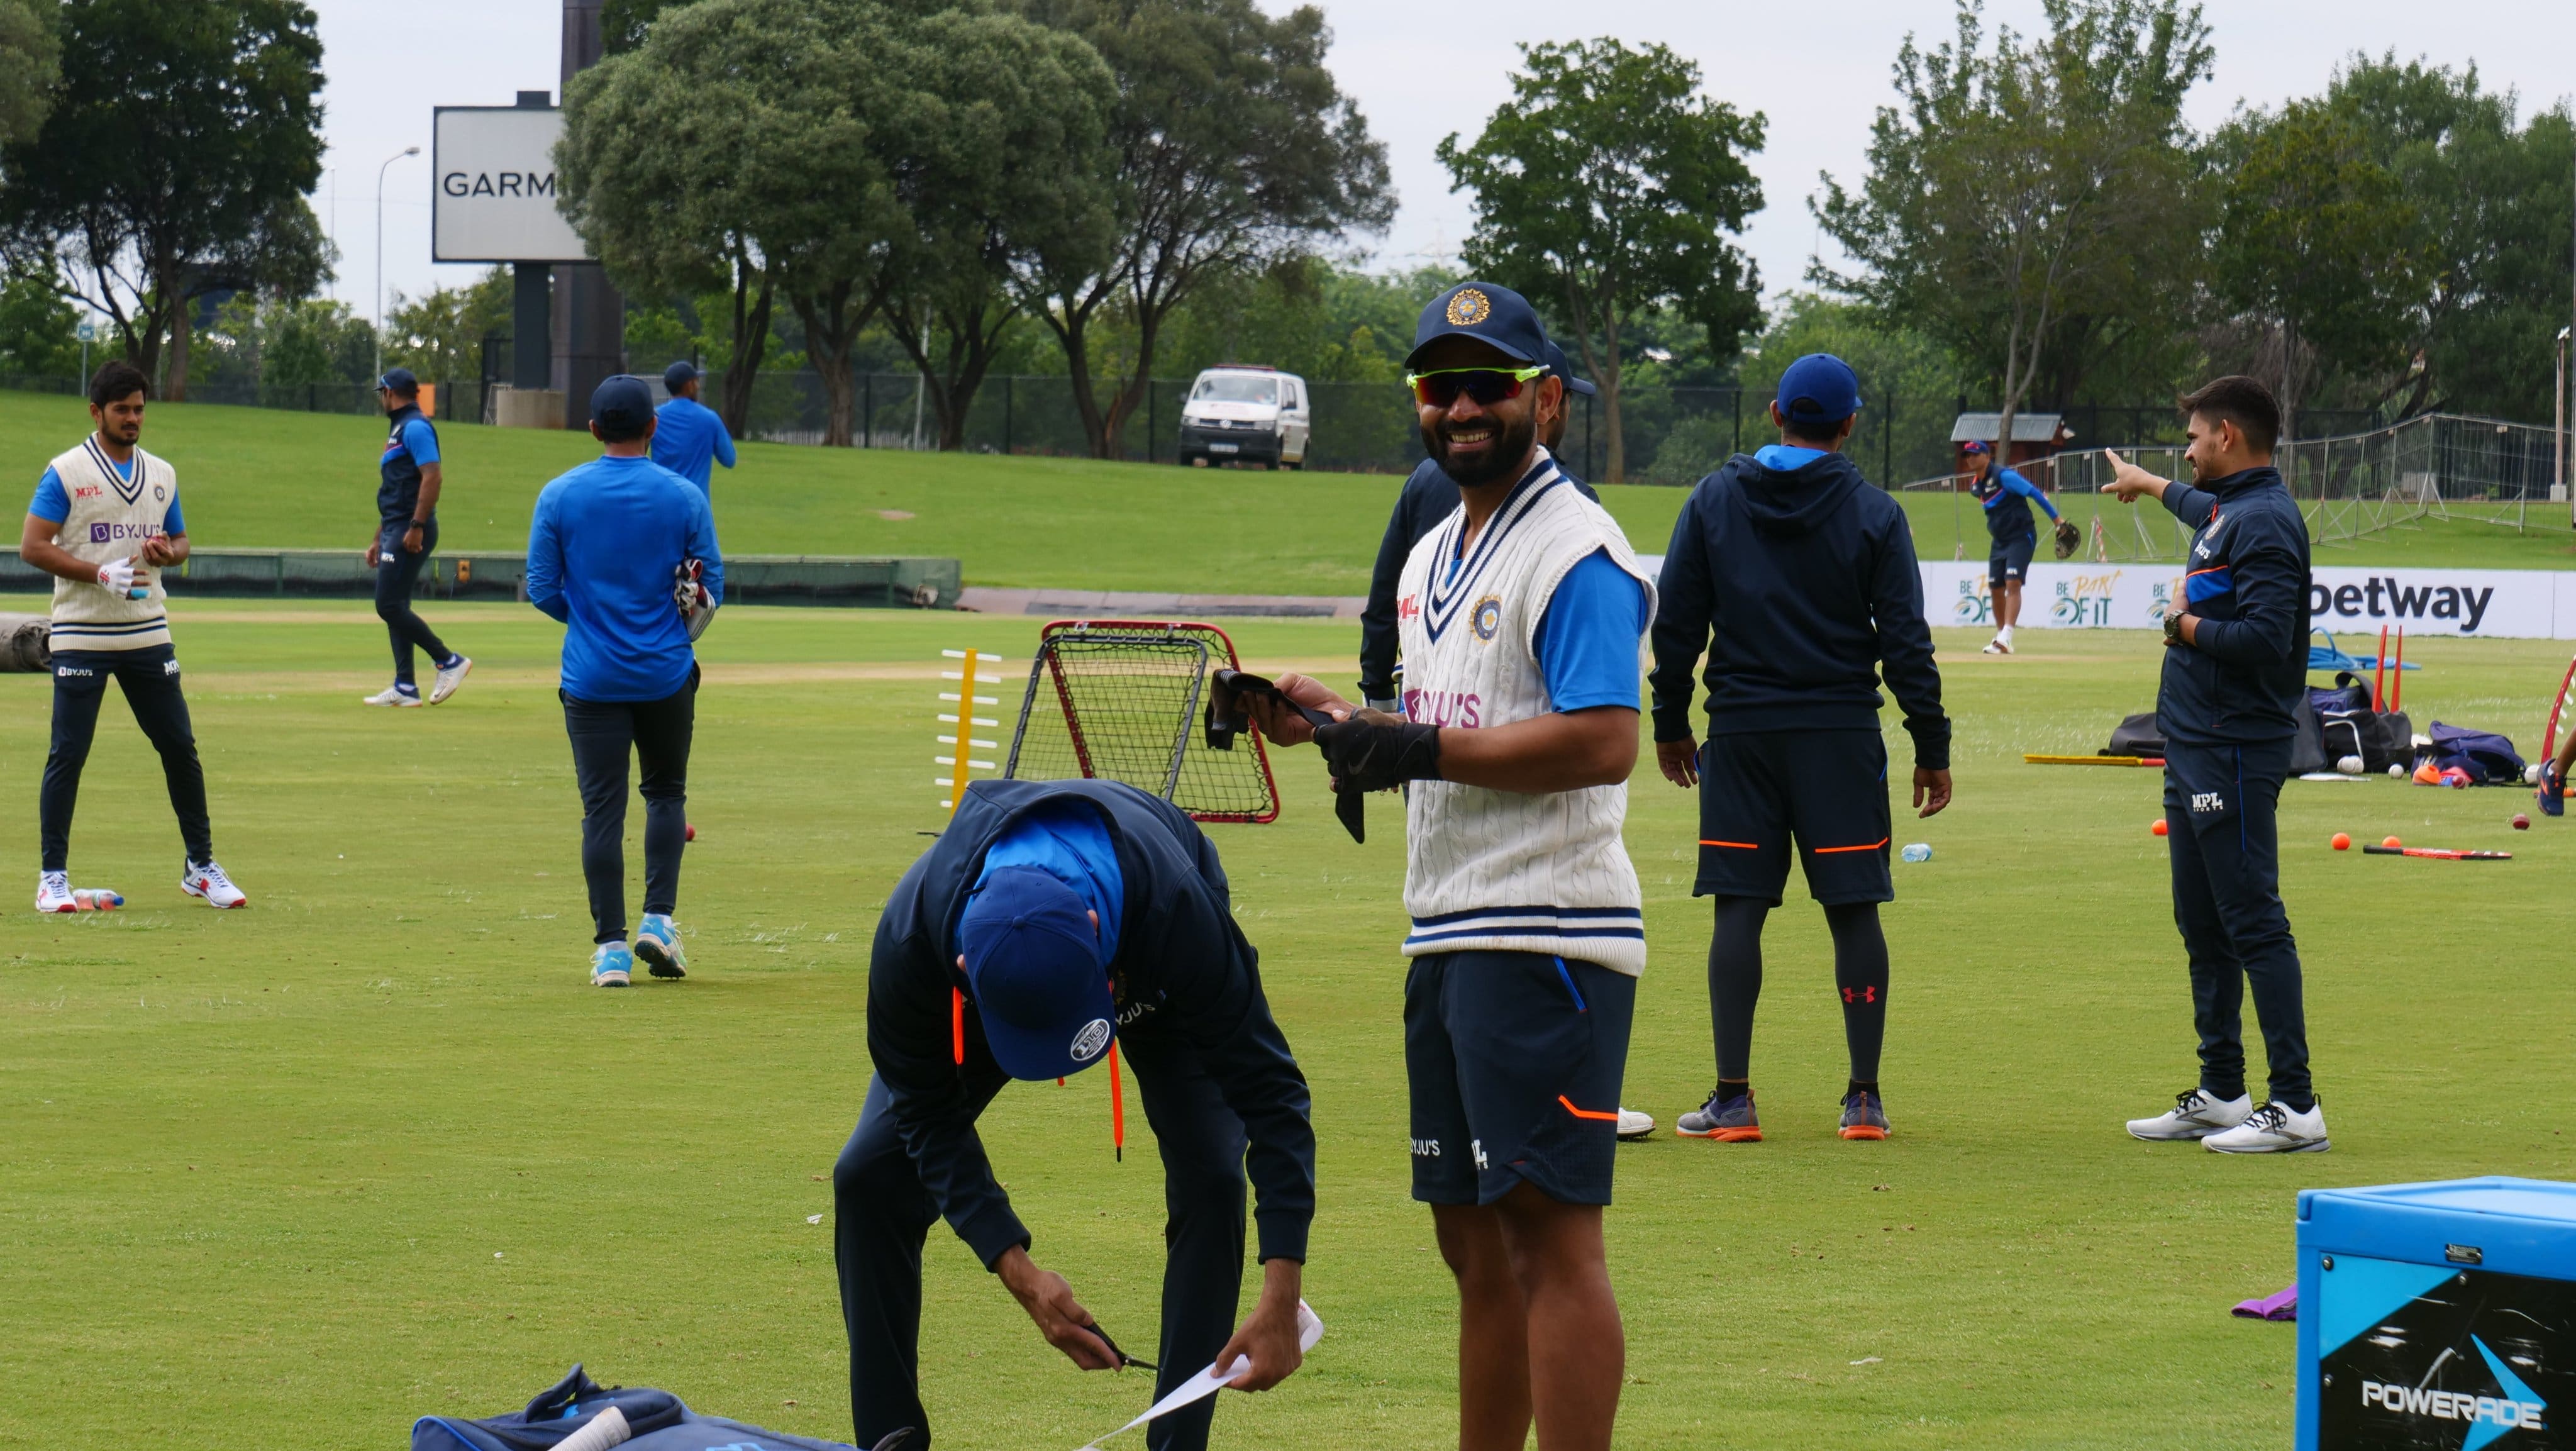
[2153,465,2315,1108]
[836,778,1314,1451]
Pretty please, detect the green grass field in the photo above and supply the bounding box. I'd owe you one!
[6,597,2576,1449]
[6,389,2572,596]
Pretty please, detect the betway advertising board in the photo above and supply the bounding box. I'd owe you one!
[1916,562,2576,639]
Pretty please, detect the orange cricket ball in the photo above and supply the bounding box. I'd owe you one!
[2331,833,2351,851]
[2150,818,2168,837]
[2381,835,2403,850]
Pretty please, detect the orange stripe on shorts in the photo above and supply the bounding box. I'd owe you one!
[1558,1095,1621,1122]
[1811,838,1891,855]
[1699,839,1759,849]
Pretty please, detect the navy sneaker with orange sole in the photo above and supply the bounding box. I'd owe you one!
[1676,1088,1762,1142]
[1839,1089,1890,1140]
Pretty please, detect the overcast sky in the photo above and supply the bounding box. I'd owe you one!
[311,0,2576,328]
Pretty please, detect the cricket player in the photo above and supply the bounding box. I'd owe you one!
[836,777,1314,1451]
[1248,281,1652,1451]
[1648,354,1951,1145]
[360,367,472,707]
[1354,340,1655,1145]
[1966,439,2075,654]
[19,361,246,911]
[2104,375,2325,1153]
[650,361,736,497]
[2536,728,2574,817]
[526,375,722,987]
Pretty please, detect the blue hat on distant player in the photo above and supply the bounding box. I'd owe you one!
[1407,281,1548,370]
[958,865,1117,1081]
[662,360,701,391]
[376,367,418,396]
[590,374,655,433]
[1962,439,1990,455]
[1775,353,1862,426]
[1543,340,1596,398]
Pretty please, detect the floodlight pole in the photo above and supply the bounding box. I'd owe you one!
[2559,328,2570,529]
[374,145,420,384]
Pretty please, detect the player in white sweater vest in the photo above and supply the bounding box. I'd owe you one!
[1245,282,1646,1451]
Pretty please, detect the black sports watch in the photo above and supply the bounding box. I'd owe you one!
[2165,609,2187,647]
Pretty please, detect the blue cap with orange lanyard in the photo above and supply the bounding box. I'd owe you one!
[953,865,1131,1158]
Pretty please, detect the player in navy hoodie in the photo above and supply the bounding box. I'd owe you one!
[1647,354,1951,1146]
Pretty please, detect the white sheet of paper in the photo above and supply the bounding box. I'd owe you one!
[1077,1301,1323,1450]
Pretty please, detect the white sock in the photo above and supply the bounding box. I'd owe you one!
[601,939,627,952]
[1999,625,2015,643]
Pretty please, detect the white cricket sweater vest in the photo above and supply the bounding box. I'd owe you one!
[1394,450,1656,976]
[43,437,175,652]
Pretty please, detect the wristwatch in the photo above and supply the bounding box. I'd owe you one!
[2165,609,2187,647]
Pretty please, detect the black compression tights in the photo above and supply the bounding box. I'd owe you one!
[1707,896,1891,1084]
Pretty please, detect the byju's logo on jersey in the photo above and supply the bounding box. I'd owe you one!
[89,521,158,543]
[1471,595,1502,642]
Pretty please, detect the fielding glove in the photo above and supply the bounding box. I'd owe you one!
[96,557,138,596]
[2052,516,2081,559]
[1314,709,1441,793]
[674,558,714,641]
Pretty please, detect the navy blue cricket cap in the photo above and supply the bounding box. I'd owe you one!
[957,865,1116,1081]
[1775,353,1862,426]
[591,374,655,433]
[1407,281,1548,370]
[1543,341,1596,397]
[376,367,418,396]
[662,360,701,391]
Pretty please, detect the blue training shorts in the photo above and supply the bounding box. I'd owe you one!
[1696,728,1894,906]
[1405,950,1635,1207]
[1988,531,2036,587]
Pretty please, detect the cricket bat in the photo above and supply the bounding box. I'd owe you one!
[2361,845,2512,860]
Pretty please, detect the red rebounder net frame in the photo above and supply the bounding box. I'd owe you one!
[2546,650,2576,764]
[1002,620,1282,824]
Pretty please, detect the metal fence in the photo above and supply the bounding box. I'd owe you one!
[0,547,962,608]
[1896,413,2570,563]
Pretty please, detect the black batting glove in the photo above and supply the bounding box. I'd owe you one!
[1315,709,1441,792]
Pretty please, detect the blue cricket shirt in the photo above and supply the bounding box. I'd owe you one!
[31,458,184,530]
[650,396,736,494]
[1440,536,1648,714]
[525,453,724,702]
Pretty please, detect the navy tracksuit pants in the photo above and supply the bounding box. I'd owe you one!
[833,1024,1249,1451]
[2162,738,2313,1108]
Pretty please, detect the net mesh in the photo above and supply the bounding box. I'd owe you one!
[1004,621,1282,823]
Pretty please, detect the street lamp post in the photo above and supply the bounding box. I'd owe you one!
[2560,327,2570,528]
[374,145,421,385]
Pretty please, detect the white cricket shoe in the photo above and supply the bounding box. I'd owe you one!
[1981,635,2011,655]
[429,655,473,704]
[2206,1100,2329,1154]
[362,684,423,708]
[1616,1106,1656,1142]
[36,870,75,913]
[180,860,247,909]
[2126,1087,2251,1141]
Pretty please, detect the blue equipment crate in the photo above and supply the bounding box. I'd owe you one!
[2299,1177,2576,1448]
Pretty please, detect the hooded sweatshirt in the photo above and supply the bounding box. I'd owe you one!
[868,777,1315,1269]
[1648,449,1950,769]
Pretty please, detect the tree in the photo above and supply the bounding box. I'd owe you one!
[383,265,512,387]
[562,0,900,443]
[1438,38,1764,482]
[2210,99,2428,441]
[1816,0,2210,460]
[0,262,75,375]
[1016,0,1391,459]
[0,0,326,397]
[0,0,60,164]
[877,6,1115,450]
[2328,57,2575,423]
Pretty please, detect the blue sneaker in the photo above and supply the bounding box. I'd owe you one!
[2539,761,2564,818]
[591,941,633,988]
[634,913,687,978]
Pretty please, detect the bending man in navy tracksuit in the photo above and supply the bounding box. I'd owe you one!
[1647,354,1951,1145]
[1965,439,2062,655]
[2105,375,2325,1154]
[836,778,1315,1451]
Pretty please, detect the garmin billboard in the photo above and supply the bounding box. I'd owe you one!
[431,106,588,264]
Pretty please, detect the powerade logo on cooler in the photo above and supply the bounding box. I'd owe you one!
[2319,1258,2570,1451]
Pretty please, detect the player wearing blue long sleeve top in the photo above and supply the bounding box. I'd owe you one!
[650,363,736,494]
[2102,375,2323,1153]
[526,376,726,987]
[1970,447,2063,655]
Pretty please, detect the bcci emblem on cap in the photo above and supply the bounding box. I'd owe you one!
[1446,287,1492,327]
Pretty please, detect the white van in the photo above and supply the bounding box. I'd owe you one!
[1177,365,1310,470]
